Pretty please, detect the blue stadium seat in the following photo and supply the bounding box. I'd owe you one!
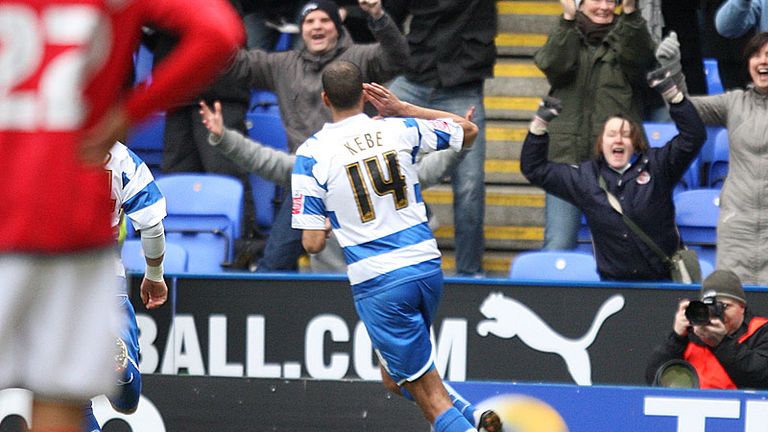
[576,214,594,254]
[121,239,189,274]
[674,189,720,246]
[703,58,724,95]
[246,112,289,229]
[274,32,293,52]
[126,113,165,175]
[688,244,716,272]
[700,126,725,166]
[509,251,600,281]
[699,258,714,279]
[644,122,678,148]
[249,90,279,114]
[707,129,729,188]
[156,174,244,273]
[642,122,701,192]
[246,111,288,151]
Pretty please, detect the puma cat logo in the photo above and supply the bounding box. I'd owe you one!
[476,292,625,385]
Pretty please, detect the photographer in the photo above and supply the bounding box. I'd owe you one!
[645,270,768,389]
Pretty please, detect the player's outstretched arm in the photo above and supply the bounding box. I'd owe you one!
[363,82,478,148]
[140,222,168,309]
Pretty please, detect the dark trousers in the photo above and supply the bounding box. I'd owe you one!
[255,188,304,271]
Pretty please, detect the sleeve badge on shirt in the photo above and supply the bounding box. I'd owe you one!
[292,193,305,215]
[430,119,451,133]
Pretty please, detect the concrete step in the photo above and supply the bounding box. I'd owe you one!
[440,250,517,277]
[485,59,549,98]
[485,95,541,121]
[486,120,528,184]
[424,184,545,250]
[485,59,549,121]
[496,0,559,56]
[497,1,561,34]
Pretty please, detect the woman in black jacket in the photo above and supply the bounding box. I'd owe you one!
[521,72,707,281]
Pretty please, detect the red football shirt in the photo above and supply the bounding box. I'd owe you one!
[0,0,243,252]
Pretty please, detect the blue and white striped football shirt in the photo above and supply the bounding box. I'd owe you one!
[291,113,463,300]
[106,142,166,277]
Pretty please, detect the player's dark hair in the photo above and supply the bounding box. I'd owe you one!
[322,61,363,110]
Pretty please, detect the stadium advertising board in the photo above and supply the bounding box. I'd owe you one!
[4,379,768,431]
[127,275,768,386]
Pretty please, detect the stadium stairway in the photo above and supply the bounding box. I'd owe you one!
[430,0,558,276]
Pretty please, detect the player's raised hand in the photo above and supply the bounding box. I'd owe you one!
[359,0,384,19]
[199,100,225,137]
[464,105,477,122]
[141,277,168,310]
[364,82,408,117]
[559,0,577,20]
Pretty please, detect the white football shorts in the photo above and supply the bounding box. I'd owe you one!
[0,249,121,401]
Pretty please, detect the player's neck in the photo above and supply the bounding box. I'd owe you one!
[331,107,363,123]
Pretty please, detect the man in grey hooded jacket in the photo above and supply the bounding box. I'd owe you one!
[226,0,410,271]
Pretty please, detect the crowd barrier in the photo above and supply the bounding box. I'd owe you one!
[3,274,767,431]
[4,377,767,431]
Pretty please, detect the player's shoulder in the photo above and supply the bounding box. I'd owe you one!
[107,141,130,165]
[106,141,145,171]
[296,135,322,155]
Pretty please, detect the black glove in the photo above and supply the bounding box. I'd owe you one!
[648,66,682,103]
[535,96,563,123]
[530,96,562,135]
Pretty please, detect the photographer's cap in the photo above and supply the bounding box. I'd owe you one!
[701,270,746,304]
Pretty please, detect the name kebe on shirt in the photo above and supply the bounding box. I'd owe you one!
[344,130,384,155]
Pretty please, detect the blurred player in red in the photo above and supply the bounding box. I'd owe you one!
[0,1,243,430]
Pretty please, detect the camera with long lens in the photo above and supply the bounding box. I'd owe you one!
[685,297,724,326]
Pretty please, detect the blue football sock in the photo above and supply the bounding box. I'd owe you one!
[434,407,475,432]
[444,382,477,427]
[110,360,142,413]
[83,402,101,432]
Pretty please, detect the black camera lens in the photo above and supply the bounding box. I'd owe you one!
[685,300,711,326]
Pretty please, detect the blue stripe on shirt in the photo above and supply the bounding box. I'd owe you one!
[351,258,442,300]
[293,155,317,176]
[123,183,163,215]
[342,222,433,264]
[327,210,340,229]
[434,128,451,150]
[303,195,325,216]
[294,154,327,191]
[404,118,422,163]
[414,183,423,204]
[126,148,145,170]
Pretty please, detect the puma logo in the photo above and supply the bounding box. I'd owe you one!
[477,292,625,385]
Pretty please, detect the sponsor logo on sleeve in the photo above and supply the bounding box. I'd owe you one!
[430,119,451,132]
[292,193,304,215]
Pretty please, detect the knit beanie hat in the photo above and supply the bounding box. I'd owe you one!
[300,0,342,33]
[701,270,746,304]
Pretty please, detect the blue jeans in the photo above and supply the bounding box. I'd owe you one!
[256,189,303,272]
[543,193,582,250]
[388,77,486,275]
